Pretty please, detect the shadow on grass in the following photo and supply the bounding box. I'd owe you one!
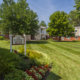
[0,48,11,80]
[27,40,48,44]
[0,47,10,53]
[46,72,61,80]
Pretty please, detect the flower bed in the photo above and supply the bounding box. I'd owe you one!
[13,49,51,80]
[25,65,51,80]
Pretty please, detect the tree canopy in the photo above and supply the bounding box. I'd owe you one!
[40,21,47,27]
[75,0,80,10]
[69,0,80,26]
[69,10,80,26]
[0,0,39,35]
[75,0,80,4]
[47,11,74,40]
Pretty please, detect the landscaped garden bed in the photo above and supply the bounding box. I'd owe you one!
[17,49,51,80]
[0,47,51,80]
[26,65,51,80]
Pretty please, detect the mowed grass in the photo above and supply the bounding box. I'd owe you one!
[0,40,80,80]
[27,40,80,80]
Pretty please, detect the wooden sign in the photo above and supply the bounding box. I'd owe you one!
[12,35,24,45]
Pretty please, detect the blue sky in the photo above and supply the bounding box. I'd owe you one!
[27,0,75,24]
[0,0,75,24]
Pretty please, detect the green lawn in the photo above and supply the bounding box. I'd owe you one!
[0,40,80,80]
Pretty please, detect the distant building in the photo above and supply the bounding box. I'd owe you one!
[75,26,80,36]
[26,26,47,41]
[53,26,80,41]
[35,26,47,40]
[0,26,48,40]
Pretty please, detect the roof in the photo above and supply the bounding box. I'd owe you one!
[40,26,47,29]
[75,26,80,29]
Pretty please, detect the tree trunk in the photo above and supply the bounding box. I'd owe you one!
[31,35,35,40]
[59,36,61,41]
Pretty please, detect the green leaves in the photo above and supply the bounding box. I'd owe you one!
[70,0,80,26]
[0,0,39,35]
[40,21,47,27]
[47,11,74,37]
[4,69,33,80]
[75,0,80,4]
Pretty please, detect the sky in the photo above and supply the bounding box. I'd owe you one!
[0,0,75,25]
[27,0,75,24]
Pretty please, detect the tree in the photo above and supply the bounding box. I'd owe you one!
[69,0,80,26]
[75,0,80,4]
[75,0,80,10]
[47,11,74,41]
[27,10,39,36]
[0,0,39,35]
[69,10,80,26]
[40,21,47,27]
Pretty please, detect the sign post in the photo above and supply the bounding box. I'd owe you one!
[24,34,26,56]
[10,35,26,56]
[10,34,12,53]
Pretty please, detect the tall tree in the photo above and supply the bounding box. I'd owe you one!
[69,0,80,26]
[75,0,80,4]
[69,10,80,26]
[47,11,74,41]
[40,21,47,27]
[0,0,39,35]
[75,0,80,10]
[27,10,39,35]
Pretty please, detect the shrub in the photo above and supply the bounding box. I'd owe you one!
[18,48,49,66]
[18,53,37,69]
[26,65,50,80]
[0,53,13,76]
[34,72,42,79]
[18,48,43,59]
[0,36,4,40]
[18,47,24,54]
[30,68,42,79]
[0,48,28,77]
[4,69,34,80]
[0,48,41,80]
[18,53,29,59]
[38,69,45,75]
